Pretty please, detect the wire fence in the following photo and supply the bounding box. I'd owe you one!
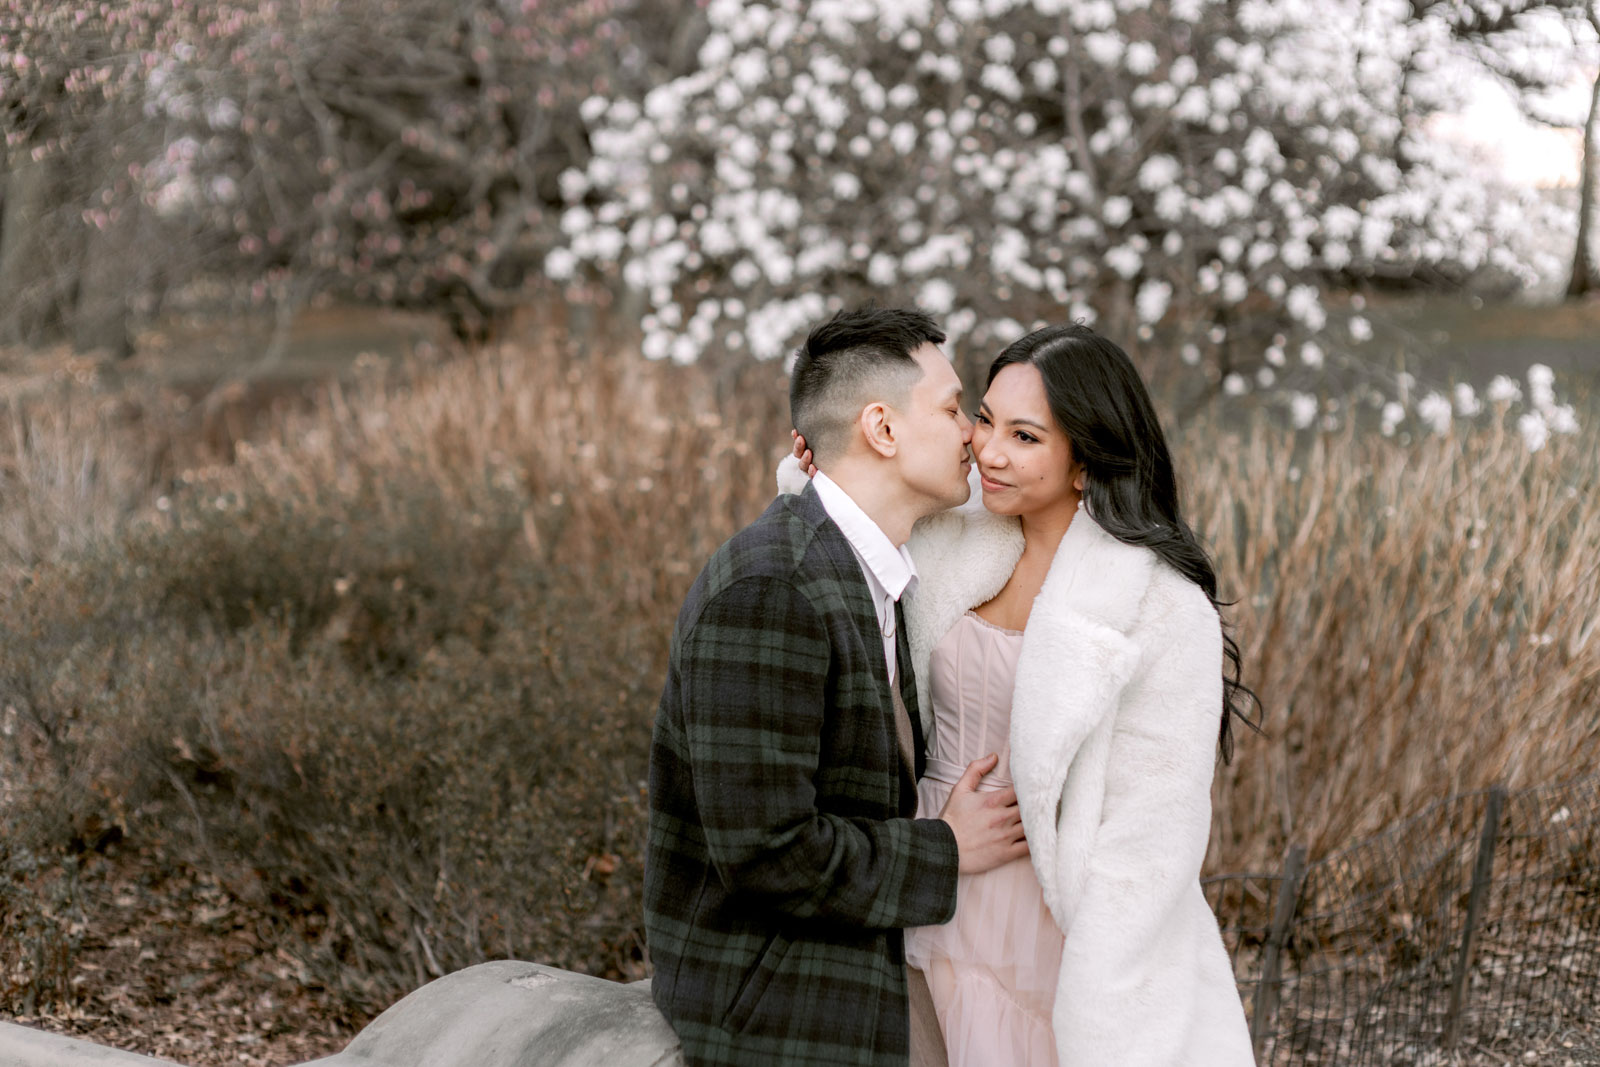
[1207,774,1600,1065]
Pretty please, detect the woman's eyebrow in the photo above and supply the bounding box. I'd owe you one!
[978,402,1049,432]
[1009,417,1049,430]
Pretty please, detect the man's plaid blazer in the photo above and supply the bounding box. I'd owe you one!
[645,481,961,1067]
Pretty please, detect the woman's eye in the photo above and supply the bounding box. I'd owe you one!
[1016,431,1036,443]
[975,413,990,425]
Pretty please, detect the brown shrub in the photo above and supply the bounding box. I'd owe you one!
[0,337,786,1017]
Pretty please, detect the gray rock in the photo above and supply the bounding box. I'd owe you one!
[0,964,682,1067]
[0,1021,185,1065]
[304,962,683,1067]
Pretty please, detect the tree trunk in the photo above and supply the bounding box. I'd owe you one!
[71,186,139,359]
[1568,7,1600,298]
[0,142,74,346]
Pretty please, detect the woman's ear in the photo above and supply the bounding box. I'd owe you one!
[1073,466,1086,493]
[858,402,897,459]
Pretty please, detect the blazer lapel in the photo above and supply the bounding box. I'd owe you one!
[796,484,918,800]
[895,599,926,783]
[797,486,884,653]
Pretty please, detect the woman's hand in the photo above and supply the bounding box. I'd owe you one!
[790,430,818,477]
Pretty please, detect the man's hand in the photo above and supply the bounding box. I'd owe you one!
[790,430,818,477]
[938,754,1029,874]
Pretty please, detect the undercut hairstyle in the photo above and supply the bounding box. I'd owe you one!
[789,307,946,465]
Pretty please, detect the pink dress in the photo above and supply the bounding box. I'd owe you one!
[905,611,1063,1067]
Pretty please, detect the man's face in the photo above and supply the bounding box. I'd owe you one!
[892,343,973,514]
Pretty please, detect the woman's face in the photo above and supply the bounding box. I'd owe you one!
[972,363,1084,518]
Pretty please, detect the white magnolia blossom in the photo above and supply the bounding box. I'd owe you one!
[543,248,578,282]
[1487,375,1523,405]
[1546,404,1580,435]
[918,278,957,314]
[1136,279,1173,324]
[1417,392,1453,435]
[1518,410,1550,452]
[1381,401,1405,437]
[1289,392,1319,429]
[1528,363,1557,411]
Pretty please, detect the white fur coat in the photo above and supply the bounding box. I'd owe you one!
[777,458,1255,1067]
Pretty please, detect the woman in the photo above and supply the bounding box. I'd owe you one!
[780,324,1257,1066]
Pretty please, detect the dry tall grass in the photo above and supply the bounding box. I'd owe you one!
[1,326,1596,1020]
[1186,417,1600,870]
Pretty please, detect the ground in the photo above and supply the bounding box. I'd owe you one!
[2,851,352,1065]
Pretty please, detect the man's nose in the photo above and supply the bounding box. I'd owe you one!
[958,411,974,442]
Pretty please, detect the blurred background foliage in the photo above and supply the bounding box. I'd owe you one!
[1,0,707,350]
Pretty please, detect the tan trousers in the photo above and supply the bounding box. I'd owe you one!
[908,965,949,1067]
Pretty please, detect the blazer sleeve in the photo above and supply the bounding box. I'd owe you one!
[677,574,959,930]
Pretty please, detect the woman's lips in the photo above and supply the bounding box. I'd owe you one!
[979,473,1011,492]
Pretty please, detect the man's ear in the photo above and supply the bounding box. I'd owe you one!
[858,402,897,459]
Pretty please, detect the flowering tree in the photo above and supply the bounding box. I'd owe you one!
[553,0,1563,420]
[1413,0,1600,297]
[0,0,211,354]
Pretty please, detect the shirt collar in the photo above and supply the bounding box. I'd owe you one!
[811,471,918,602]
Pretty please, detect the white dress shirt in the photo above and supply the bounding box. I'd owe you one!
[811,471,919,687]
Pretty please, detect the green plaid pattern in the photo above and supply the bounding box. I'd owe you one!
[646,483,959,1067]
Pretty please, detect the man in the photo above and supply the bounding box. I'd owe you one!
[645,307,1028,1067]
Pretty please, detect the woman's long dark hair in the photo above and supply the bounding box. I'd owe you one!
[988,323,1261,762]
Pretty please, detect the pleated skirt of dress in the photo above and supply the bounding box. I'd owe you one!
[905,611,1064,1067]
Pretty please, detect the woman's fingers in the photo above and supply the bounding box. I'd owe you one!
[790,431,819,476]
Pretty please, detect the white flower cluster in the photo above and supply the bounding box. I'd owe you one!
[1513,364,1580,451]
[549,0,1560,428]
[1374,364,1578,447]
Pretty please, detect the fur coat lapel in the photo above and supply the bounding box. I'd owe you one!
[903,495,1153,932]
[900,487,1022,734]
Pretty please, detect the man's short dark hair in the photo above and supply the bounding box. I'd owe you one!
[789,307,946,465]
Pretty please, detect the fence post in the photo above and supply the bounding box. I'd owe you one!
[1252,842,1307,1062]
[1444,785,1507,1048]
